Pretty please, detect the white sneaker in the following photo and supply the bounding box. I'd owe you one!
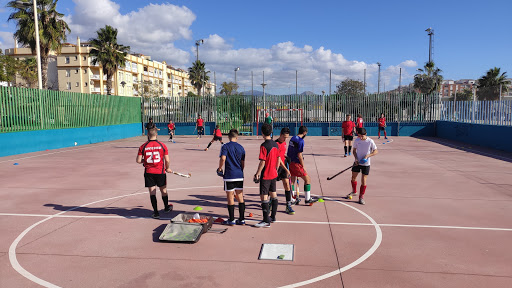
[254,221,271,228]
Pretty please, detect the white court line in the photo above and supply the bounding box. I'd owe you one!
[3,213,511,232]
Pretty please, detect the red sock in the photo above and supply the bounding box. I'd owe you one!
[360,185,367,199]
[351,180,357,193]
[378,131,381,137]
[384,131,387,137]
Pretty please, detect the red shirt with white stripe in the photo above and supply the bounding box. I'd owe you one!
[138,140,168,174]
[356,117,364,128]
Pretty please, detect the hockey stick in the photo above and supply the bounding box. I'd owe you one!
[326,166,353,180]
[171,171,192,178]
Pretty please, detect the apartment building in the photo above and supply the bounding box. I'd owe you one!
[5,36,215,97]
[440,79,476,98]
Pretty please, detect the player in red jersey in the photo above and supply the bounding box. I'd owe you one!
[275,127,293,215]
[205,125,224,151]
[167,120,175,143]
[196,115,204,139]
[378,113,388,139]
[342,114,356,157]
[136,125,173,219]
[355,114,364,135]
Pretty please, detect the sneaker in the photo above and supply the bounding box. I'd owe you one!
[151,212,160,219]
[348,152,351,156]
[164,204,173,213]
[236,219,246,225]
[291,198,301,206]
[385,137,388,139]
[344,154,348,157]
[286,205,295,215]
[346,192,357,199]
[204,148,208,151]
[378,137,380,139]
[269,216,276,223]
[168,139,172,142]
[254,221,271,228]
[359,198,366,205]
[305,197,318,205]
[222,219,236,226]
[173,141,176,143]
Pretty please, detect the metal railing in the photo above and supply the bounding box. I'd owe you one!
[0,86,141,133]
[440,100,512,126]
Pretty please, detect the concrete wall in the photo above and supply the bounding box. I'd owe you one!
[436,121,512,153]
[0,123,140,157]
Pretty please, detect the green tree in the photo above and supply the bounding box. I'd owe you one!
[17,58,38,88]
[89,25,129,95]
[7,0,70,89]
[414,61,443,94]
[335,78,365,95]
[450,88,473,101]
[188,60,209,96]
[0,49,18,86]
[477,67,510,100]
[219,81,238,95]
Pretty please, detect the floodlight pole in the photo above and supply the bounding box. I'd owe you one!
[261,71,267,111]
[377,62,381,94]
[195,39,204,62]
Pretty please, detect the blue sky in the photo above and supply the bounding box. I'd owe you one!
[1,0,510,94]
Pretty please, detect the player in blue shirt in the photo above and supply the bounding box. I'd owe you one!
[217,129,246,225]
[287,126,317,205]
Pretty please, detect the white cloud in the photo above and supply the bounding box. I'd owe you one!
[63,0,418,94]
[0,32,14,51]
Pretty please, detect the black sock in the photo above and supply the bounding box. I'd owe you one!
[150,195,158,213]
[271,197,278,219]
[261,200,270,223]
[227,204,235,221]
[285,190,291,205]
[170,134,173,140]
[344,146,348,154]
[162,195,168,209]
[207,142,212,149]
[238,202,245,220]
[349,146,352,153]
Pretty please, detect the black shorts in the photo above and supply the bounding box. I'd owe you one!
[378,126,386,131]
[351,165,370,175]
[224,180,243,192]
[276,157,290,181]
[144,173,167,187]
[260,178,277,195]
[356,128,363,134]
[213,135,222,141]
[197,126,204,134]
[343,135,354,141]
[168,129,175,135]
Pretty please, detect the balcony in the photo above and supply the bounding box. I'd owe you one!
[143,71,148,76]
[149,72,154,77]
[90,75,107,80]
[92,87,101,93]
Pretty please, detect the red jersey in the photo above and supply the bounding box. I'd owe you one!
[342,121,356,136]
[275,139,287,161]
[196,118,204,127]
[138,140,168,174]
[214,128,222,137]
[167,123,175,130]
[378,117,386,127]
[356,117,364,128]
[259,139,279,180]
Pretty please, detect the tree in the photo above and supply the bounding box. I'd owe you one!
[450,88,473,101]
[414,61,443,94]
[219,81,238,95]
[89,25,129,95]
[188,60,209,96]
[7,0,70,89]
[335,78,365,95]
[477,67,510,100]
[17,58,38,88]
[0,49,18,86]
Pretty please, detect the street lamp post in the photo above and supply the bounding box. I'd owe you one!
[234,67,240,94]
[377,62,381,94]
[261,71,267,111]
[16,0,42,90]
[195,39,204,62]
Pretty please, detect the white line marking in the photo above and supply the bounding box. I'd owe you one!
[3,213,511,232]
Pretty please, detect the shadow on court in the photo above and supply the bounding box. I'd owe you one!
[43,203,154,218]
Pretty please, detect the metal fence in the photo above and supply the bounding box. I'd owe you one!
[440,100,512,126]
[0,86,141,133]
[143,93,441,133]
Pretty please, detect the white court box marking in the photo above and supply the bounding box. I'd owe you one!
[259,244,294,261]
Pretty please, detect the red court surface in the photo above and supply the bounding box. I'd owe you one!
[1,135,512,288]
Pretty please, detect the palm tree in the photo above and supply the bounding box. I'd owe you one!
[477,67,510,100]
[188,60,210,96]
[7,0,70,89]
[17,58,38,88]
[89,25,130,95]
[414,61,443,94]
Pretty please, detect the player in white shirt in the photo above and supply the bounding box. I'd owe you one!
[347,128,378,205]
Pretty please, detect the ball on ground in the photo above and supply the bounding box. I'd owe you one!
[348,195,352,200]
